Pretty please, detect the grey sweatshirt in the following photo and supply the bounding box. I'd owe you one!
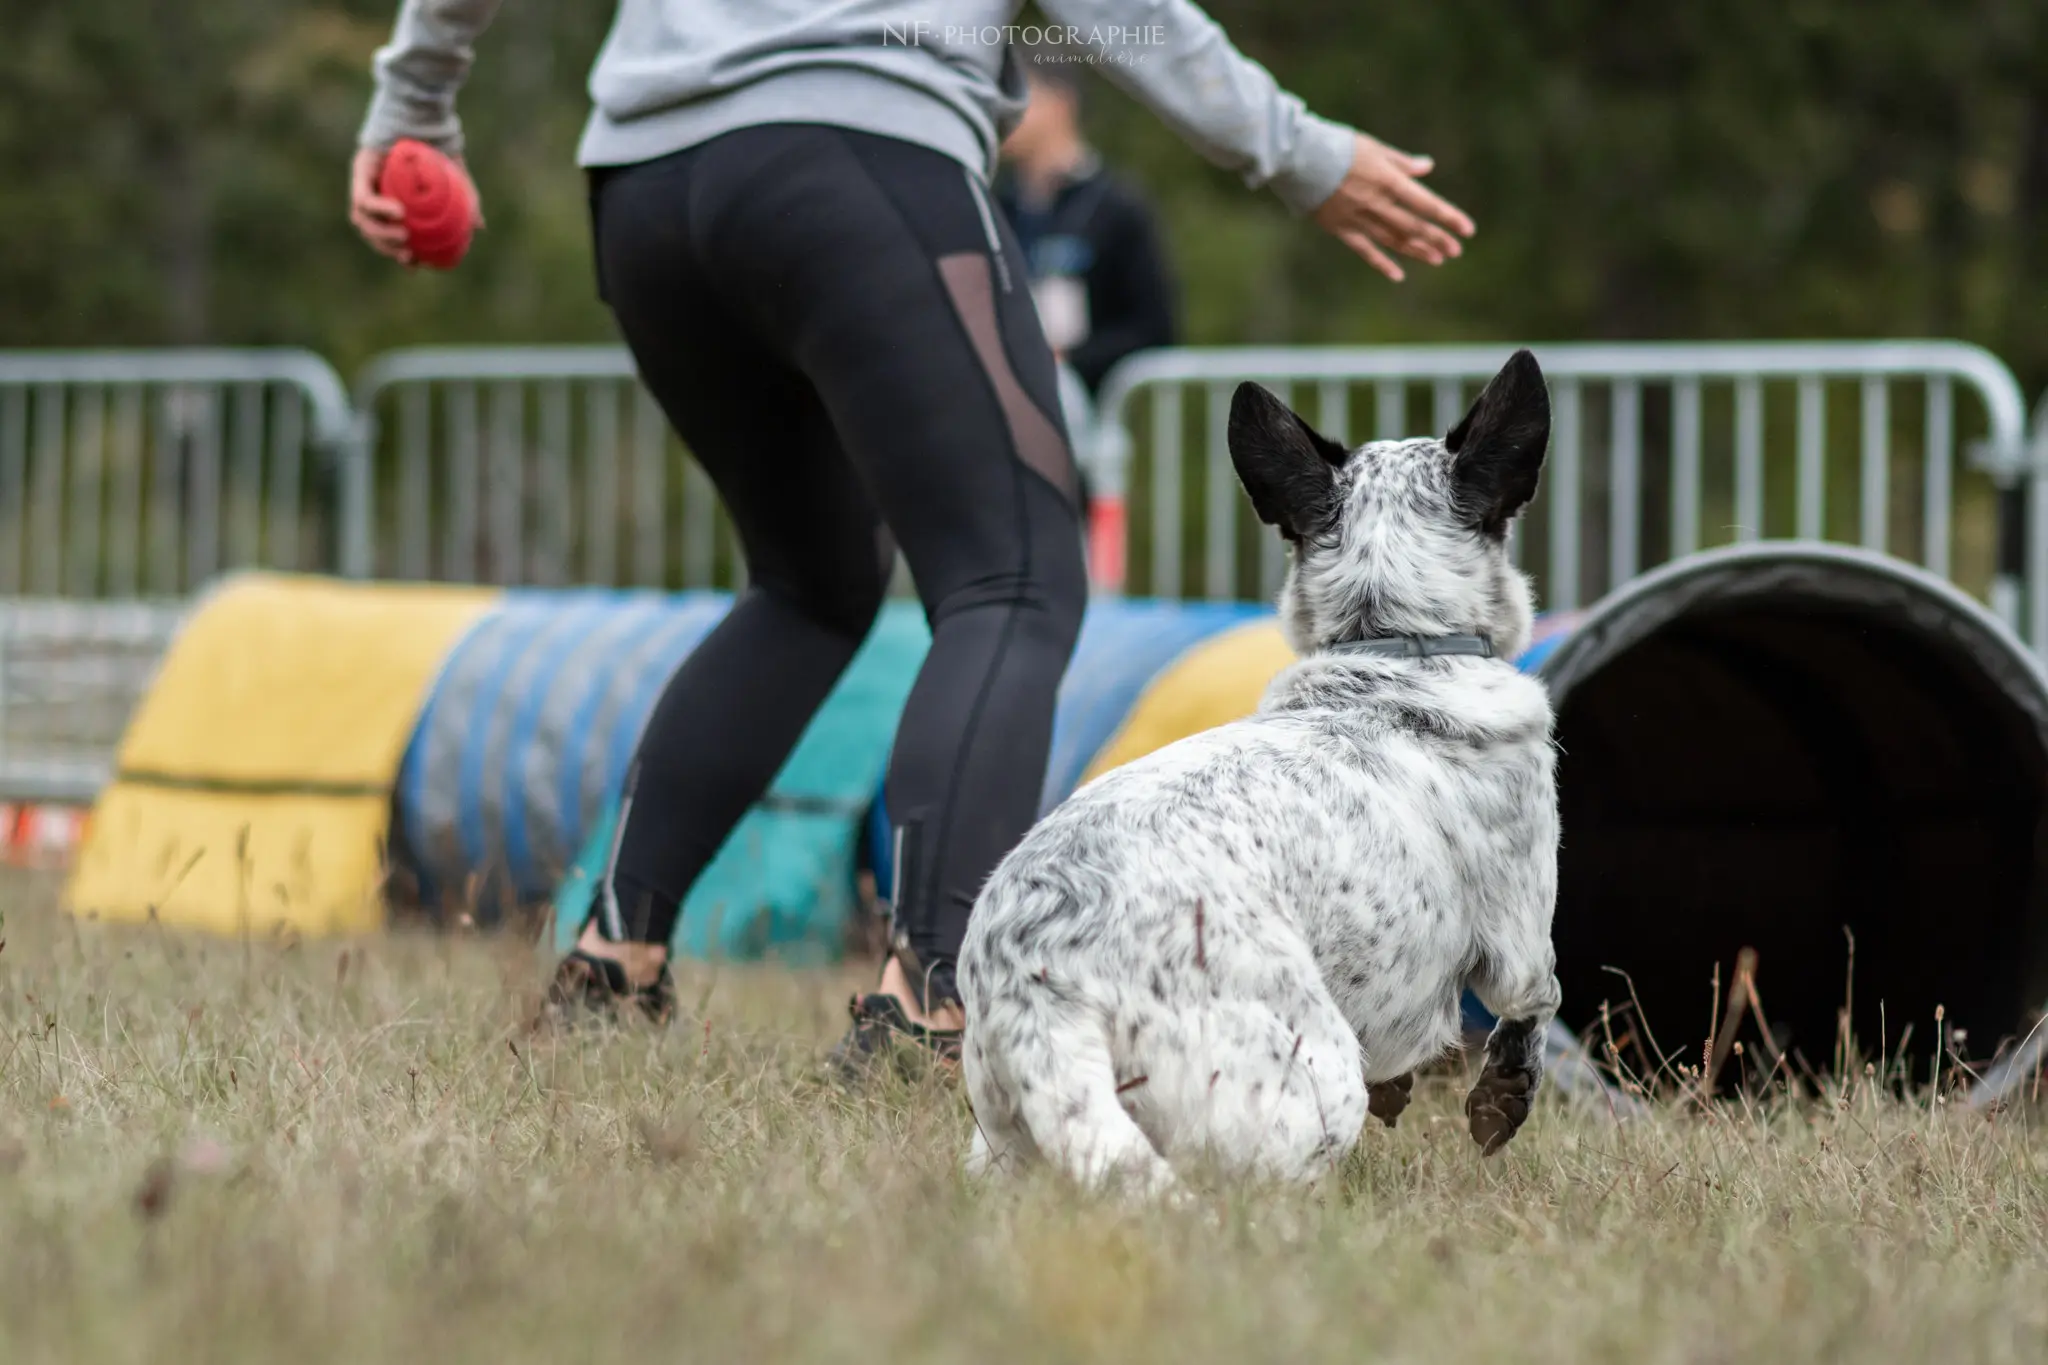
[359,2,1357,216]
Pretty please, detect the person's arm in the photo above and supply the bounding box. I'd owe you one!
[349,0,502,263]
[1036,1,1473,281]
[1037,1,1348,214]
[359,0,506,156]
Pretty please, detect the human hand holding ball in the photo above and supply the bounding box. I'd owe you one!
[349,140,481,269]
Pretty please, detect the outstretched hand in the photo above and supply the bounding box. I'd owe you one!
[1313,132,1476,283]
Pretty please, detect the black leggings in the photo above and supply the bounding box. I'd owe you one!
[587,125,1088,1005]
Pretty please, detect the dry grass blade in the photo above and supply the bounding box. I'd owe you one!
[1701,945,1757,1099]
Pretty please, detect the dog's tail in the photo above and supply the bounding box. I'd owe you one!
[981,986,1176,1196]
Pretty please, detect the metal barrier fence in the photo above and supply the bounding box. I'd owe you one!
[17,343,2023,622]
[0,341,2041,801]
[0,599,188,802]
[352,345,1103,592]
[353,346,740,589]
[0,350,359,596]
[1087,341,2038,646]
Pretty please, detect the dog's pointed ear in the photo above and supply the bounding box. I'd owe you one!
[1229,382,1349,541]
[1446,350,1550,538]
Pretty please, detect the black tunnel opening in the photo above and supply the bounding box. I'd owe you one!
[1543,546,2048,1081]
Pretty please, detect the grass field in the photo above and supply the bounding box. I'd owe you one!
[2,871,2046,1365]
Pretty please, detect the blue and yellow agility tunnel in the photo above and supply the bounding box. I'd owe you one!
[61,545,2048,1100]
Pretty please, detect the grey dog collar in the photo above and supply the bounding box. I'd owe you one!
[1325,633,1496,660]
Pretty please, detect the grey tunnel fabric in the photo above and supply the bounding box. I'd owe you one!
[1534,543,2048,1097]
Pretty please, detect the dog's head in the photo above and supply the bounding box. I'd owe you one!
[1229,349,1550,659]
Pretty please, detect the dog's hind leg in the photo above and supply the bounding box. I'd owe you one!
[980,1001,1175,1196]
[1032,1033,1176,1194]
[1140,993,1368,1184]
[961,1029,1035,1181]
[1367,1071,1414,1128]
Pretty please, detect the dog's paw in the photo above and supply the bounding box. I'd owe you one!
[1366,1072,1414,1128]
[1464,1065,1534,1155]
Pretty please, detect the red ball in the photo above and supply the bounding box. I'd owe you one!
[378,138,478,270]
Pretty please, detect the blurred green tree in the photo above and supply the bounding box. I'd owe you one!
[3,0,2043,398]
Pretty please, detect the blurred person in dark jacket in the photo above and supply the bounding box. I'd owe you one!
[997,53,1178,401]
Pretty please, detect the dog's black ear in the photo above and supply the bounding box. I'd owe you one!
[1229,382,1349,541]
[1446,350,1550,538]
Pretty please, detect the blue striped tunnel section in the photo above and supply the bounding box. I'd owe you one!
[394,590,729,911]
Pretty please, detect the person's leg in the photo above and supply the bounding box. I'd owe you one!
[684,126,1088,1020]
[562,151,895,1007]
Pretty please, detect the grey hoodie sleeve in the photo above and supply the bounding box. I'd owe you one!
[1038,0,1357,216]
[357,0,505,155]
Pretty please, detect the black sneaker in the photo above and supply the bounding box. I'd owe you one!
[827,991,963,1084]
[544,949,676,1025]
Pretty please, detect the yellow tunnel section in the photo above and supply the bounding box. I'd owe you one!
[64,574,497,936]
[1079,619,1297,786]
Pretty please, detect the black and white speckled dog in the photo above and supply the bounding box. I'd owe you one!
[958,350,1563,1192]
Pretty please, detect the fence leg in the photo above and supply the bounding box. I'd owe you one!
[1086,419,1131,597]
[337,417,374,579]
[1994,483,2025,638]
